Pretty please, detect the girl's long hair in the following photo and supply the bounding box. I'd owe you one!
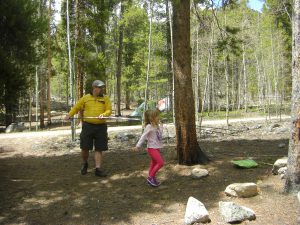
[144,109,160,127]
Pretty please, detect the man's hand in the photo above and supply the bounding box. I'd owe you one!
[64,115,71,121]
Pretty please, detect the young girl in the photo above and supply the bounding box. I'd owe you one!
[133,109,164,187]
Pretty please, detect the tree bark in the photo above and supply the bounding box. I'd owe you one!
[195,27,200,121]
[284,0,300,193]
[166,0,173,114]
[39,69,45,129]
[144,0,153,112]
[242,43,247,112]
[116,1,124,116]
[47,0,52,125]
[224,53,229,127]
[75,0,83,100]
[66,0,75,140]
[172,0,209,165]
[125,83,130,109]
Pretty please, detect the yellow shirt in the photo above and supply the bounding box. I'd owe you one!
[68,94,112,124]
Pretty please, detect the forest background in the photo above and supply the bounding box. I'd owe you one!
[1,2,300,221]
[0,0,292,128]
[1,0,300,199]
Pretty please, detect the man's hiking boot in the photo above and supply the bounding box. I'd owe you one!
[147,177,160,187]
[81,162,88,175]
[95,168,107,177]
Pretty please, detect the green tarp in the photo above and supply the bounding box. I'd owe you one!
[231,159,258,168]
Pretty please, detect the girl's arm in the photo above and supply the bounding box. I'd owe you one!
[159,122,163,135]
[136,125,151,148]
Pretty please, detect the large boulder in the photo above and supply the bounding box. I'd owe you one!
[225,183,258,198]
[191,168,209,179]
[5,122,26,133]
[219,201,256,223]
[184,196,210,225]
[272,157,288,175]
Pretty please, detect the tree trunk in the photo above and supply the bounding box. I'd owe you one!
[47,0,52,125]
[242,43,247,112]
[166,0,173,113]
[35,66,39,131]
[116,1,124,116]
[199,58,209,129]
[125,83,130,109]
[231,61,235,110]
[284,0,300,193]
[29,88,32,131]
[66,0,75,140]
[210,24,215,112]
[195,27,200,122]
[75,0,84,100]
[39,70,45,129]
[224,53,229,127]
[255,12,264,109]
[144,0,153,112]
[271,31,279,117]
[172,0,209,165]
[207,49,211,115]
[168,0,175,123]
[4,93,14,127]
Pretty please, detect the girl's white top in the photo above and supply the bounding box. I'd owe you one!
[136,124,163,149]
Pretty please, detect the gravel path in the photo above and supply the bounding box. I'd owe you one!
[0,115,290,139]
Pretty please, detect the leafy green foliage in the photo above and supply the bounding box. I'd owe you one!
[216,26,242,56]
[49,0,293,122]
[264,0,292,52]
[0,0,47,125]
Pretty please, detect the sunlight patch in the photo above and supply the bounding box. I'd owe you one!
[17,196,64,210]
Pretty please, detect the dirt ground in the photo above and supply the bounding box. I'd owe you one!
[0,117,299,225]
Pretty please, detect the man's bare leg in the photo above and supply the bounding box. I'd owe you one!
[81,149,89,175]
[94,151,106,177]
[94,150,102,168]
[82,149,89,162]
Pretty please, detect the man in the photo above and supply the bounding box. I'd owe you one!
[65,80,112,177]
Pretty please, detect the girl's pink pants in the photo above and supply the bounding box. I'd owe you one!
[147,148,164,178]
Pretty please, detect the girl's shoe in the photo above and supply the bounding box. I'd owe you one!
[147,177,160,187]
[153,177,161,186]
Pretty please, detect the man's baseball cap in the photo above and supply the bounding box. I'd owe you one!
[92,80,105,87]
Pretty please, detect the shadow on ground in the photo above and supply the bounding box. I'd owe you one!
[0,138,298,225]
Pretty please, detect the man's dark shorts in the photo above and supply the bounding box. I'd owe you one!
[80,122,108,151]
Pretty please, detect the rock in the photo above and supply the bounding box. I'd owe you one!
[280,173,286,179]
[272,123,281,128]
[278,166,287,179]
[115,133,136,141]
[254,124,262,129]
[297,191,300,204]
[272,157,288,175]
[191,168,209,179]
[278,166,287,175]
[184,196,210,225]
[266,123,280,132]
[278,143,286,148]
[219,201,256,223]
[275,128,289,134]
[225,183,258,198]
[5,122,26,133]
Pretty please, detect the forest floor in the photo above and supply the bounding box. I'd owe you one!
[0,115,299,225]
